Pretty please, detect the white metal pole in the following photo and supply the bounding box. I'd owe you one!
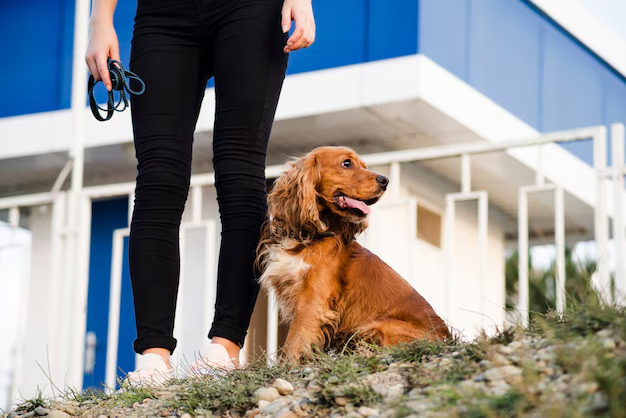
[612,123,626,305]
[461,154,471,194]
[593,127,611,304]
[389,161,401,200]
[66,0,90,386]
[518,188,529,327]
[173,228,187,345]
[105,228,129,391]
[266,289,279,365]
[554,187,566,315]
[72,195,93,390]
[8,207,19,228]
[128,192,135,226]
[477,192,488,327]
[192,186,203,224]
[444,195,456,322]
[205,220,218,354]
[46,194,66,390]
[535,145,545,186]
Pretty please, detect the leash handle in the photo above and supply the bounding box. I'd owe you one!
[88,58,145,122]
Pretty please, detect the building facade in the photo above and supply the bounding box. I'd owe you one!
[1,0,625,411]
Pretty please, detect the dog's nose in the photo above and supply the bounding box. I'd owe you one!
[376,175,389,190]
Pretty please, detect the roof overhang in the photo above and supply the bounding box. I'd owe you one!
[0,55,610,240]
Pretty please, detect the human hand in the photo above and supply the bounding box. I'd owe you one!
[281,0,315,53]
[85,19,120,91]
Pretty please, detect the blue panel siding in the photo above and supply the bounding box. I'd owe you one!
[3,0,626,167]
[366,0,418,62]
[540,21,604,133]
[419,0,469,81]
[286,0,367,75]
[419,0,626,166]
[540,20,604,162]
[83,197,134,390]
[467,0,542,128]
[3,1,414,116]
[0,0,74,118]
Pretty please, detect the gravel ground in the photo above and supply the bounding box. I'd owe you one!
[4,308,625,418]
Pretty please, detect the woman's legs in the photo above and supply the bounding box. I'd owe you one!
[129,0,209,362]
[128,0,288,369]
[207,0,288,357]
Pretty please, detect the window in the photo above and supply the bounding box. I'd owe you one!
[417,204,442,248]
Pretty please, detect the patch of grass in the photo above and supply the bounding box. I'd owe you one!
[387,338,449,364]
[324,383,381,407]
[14,389,48,413]
[385,398,417,418]
[170,359,290,415]
[114,384,158,408]
[488,389,526,415]
[531,302,625,342]
[309,350,384,407]
[591,346,626,418]
[62,386,111,403]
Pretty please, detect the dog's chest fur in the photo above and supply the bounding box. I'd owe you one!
[258,239,312,322]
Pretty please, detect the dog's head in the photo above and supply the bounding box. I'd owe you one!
[268,146,388,240]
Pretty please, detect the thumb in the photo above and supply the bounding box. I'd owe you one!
[281,5,292,33]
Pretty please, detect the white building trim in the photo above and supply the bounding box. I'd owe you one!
[0,55,606,216]
[528,0,626,78]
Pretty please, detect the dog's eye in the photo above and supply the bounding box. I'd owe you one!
[342,159,352,168]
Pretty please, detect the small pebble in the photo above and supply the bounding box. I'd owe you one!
[34,406,49,416]
[358,406,379,416]
[307,380,322,390]
[601,338,616,350]
[181,414,192,418]
[335,396,349,406]
[272,378,295,395]
[258,400,270,409]
[484,365,523,385]
[274,409,298,418]
[497,345,514,355]
[253,386,280,403]
[47,411,70,418]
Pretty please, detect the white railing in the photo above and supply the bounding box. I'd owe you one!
[1,124,625,383]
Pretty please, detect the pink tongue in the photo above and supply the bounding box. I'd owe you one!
[344,196,370,215]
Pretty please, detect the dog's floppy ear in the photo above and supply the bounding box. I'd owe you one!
[268,153,325,239]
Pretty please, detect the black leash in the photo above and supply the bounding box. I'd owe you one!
[88,58,145,122]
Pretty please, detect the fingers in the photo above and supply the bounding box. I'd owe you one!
[110,42,121,65]
[285,17,315,52]
[96,54,112,91]
[85,22,119,91]
[85,55,99,83]
[285,20,305,52]
[281,5,292,33]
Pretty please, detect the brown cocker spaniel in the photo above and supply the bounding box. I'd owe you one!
[257,146,450,361]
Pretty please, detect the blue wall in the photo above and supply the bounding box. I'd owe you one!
[0,0,417,118]
[420,0,626,164]
[83,197,135,390]
[0,0,75,118]
[2,0,626,166]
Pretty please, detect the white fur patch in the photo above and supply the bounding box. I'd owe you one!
[259,239,310,322]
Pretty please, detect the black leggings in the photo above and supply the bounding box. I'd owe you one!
[128,0,288,354]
